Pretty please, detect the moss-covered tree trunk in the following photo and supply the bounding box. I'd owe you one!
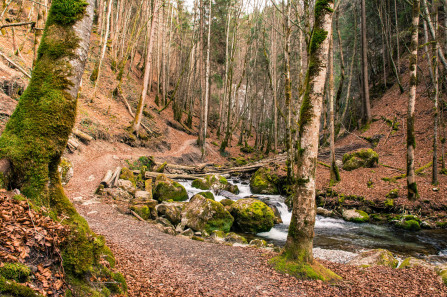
[0,2,125,292]
[285,0,334,263]
[0,0,93,203]
[407,0,420,200]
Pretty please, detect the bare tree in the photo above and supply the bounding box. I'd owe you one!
[407,0,420,200]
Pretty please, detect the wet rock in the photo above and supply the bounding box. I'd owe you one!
[220,198,235,207]
[153,174,188,202]
[181,194,234,233]
[156,202,185,225]
[342,148,379,171]
[342,209,369,223]
[218,190,239,200]
[199,191,215,200]
[268,204,283,224]
[317,207,333,217]
[58,157,73,185]
[229,198,275,234]
[225,232,247,244]
[249,239,267,248]
[192,174,239,194]
[348,249,398,268]
[249,168,279,194]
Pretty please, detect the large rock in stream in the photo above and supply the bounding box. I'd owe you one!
[153,174,188,202]
[229,198,275,234]
[192,174,239,194]
[181,194,234,233]
[249,168,279,194]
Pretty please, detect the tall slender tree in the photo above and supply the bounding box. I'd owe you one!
[407,0,420,200]
[361,0,371,123]
[271,0,339,281]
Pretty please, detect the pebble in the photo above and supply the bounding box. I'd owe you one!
[313,247,357,264]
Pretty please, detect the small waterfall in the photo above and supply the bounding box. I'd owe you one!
[177,179,447,261]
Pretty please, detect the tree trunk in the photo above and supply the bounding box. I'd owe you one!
[283,0,334,268]
[132,0,159,135]
[92,0,113,99]
[0,0,114,279]
[407,0,420,200]
[284,0,293,182]
[432,1,439,186]
[201,0,212,160]
[361,0,371,123]
[329,33,340,183]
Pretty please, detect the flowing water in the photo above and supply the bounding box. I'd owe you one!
[179,179,447,263]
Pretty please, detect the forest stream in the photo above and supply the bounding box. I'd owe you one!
[180,179,447,264]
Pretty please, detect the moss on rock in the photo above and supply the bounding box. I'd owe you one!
[199,191,215,200]
[153,174,188,202]
[342,149,379,171]
[348,249,398,268]
[191,174,239,194]
[229,198,275,234]
[249,168,279,194]
[342,209,370,223]
[181,194,234,233]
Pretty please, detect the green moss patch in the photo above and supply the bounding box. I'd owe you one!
[342,149,379,171]
[249,168,279,194]
[153,174,188,202]
[269,254,341,282]
[0,263,31,283]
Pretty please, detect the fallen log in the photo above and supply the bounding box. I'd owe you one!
[109,166,122,187]
[130,210,145,222]
[67,137,80,153]
[73,128,93,143]
[0,50,31,78]
[145,171,205,180]
[100,170,113,187]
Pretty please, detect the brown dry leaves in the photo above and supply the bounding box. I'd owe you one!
[0,193,69,296]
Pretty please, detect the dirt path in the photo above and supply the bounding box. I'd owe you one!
[65,141,447,297]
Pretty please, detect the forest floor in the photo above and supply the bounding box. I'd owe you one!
[2,18,447,296]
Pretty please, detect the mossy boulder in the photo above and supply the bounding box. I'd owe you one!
[398,257,433,269]
[224,232,248,244]
[435,264,447,286]
[229,198,275,233]
[103,187,132,201]
[220,198,235,207]
[342,209,370,223]
[156,202,186,225]
[58,157,73,185]
[199,191,215,200]
[153,174,188,202]
[191,174,239,194]
[249,239,267,248]
[129,204,152,220]
[119,167,136,185]
[342,149,379,171]
[396,218,421,231]
[181,194,234,233]
[249,168,279,194]
[348,249,398,268]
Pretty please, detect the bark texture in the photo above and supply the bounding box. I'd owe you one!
[284,0,334,263]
